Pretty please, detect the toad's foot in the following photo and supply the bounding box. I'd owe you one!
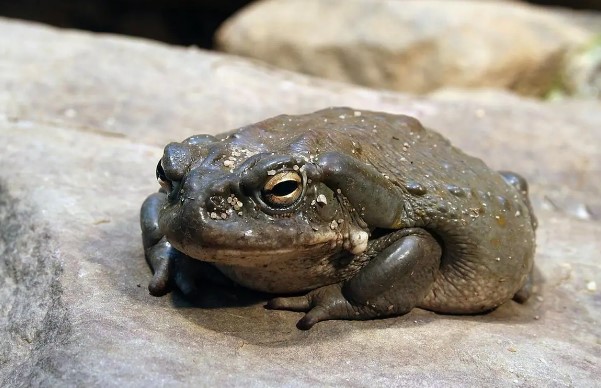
[145,236,234,297]
[266,283,378,330]
[145,237,175,296]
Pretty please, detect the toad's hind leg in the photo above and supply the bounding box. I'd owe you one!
[267,228,442,329]
[267,151,443,328]
[343,229,442,316]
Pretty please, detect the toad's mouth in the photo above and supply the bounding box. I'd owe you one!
[168,231,340,267]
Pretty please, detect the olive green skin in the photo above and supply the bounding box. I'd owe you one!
[141,107,536,329]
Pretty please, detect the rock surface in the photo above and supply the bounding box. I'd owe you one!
[563,37,601,98]
[1,18,600,386]
[216,0,599,97]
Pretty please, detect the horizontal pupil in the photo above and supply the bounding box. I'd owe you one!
[270,180,299,197]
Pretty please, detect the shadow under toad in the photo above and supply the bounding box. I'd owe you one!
[165,255,545,347]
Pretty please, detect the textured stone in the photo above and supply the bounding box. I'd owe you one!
[216,0,598,97]
[1,18,600,386]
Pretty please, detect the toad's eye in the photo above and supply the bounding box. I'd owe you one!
[156,160,172,192]
[261,171,303,208]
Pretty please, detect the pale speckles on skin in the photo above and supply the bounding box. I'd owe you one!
[346,229,369,255]
[226,195,244,211]
[209,194,244,220]
[219,146,258,172]
[316,194,328,205]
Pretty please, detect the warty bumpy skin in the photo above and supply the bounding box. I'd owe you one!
[140,107,536,330]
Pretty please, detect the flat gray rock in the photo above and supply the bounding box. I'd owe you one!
[1,18,600,386]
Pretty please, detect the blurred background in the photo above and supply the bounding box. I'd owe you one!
[0,0,254,48]
[0,0,599,99]
[0,0,598,49]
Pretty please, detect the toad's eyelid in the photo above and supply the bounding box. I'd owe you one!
[237,153,287,173]
[248,155,306,175]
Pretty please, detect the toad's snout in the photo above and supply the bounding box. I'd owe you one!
[179,170,245,220]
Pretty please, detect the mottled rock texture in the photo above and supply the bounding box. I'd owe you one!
[1,18,600,386]
[216,0,600,97]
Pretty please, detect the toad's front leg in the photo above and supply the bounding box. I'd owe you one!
[267,228,441,329]
[141,192,235,297]
[141,192,178,296]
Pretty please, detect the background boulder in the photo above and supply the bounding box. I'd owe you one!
[216,0,601,97]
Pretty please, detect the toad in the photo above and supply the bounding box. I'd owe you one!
[140,107,536,329]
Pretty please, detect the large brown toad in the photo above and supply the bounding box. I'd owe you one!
[140,107,536,329]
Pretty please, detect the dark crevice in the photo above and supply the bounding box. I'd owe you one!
[0,179,72,385]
